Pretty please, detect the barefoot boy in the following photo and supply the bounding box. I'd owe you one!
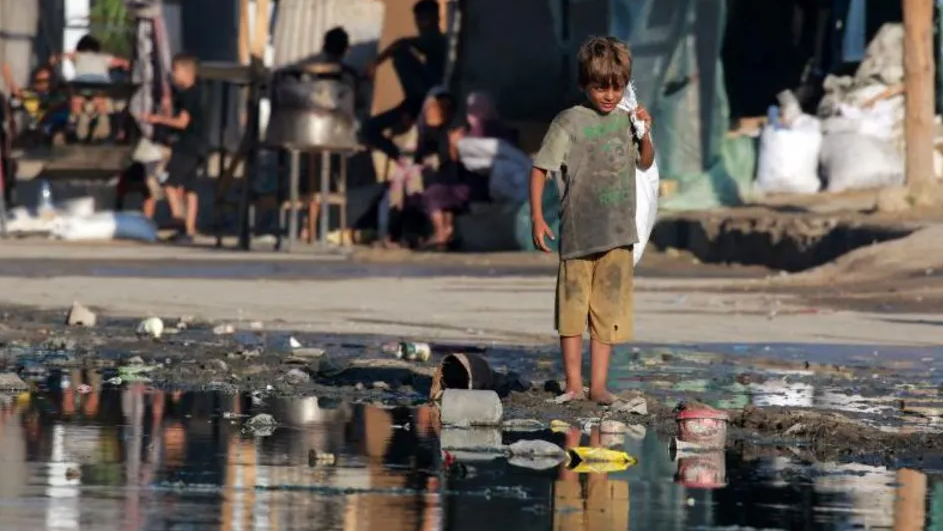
[529,36,655,405]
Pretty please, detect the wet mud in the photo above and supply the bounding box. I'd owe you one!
[1,302,942,473]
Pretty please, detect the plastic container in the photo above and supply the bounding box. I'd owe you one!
[676,405,728,449]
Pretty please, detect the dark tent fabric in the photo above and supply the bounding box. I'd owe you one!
[609,0,754,210]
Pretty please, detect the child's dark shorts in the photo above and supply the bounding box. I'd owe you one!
[554,246,634,344]
[164,149,203,192]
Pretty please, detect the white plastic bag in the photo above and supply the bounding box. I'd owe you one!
[755,115,823,194]
[618,84,660,266]
[633,162,660,266]
[821,132,903,192]
[51,212,158,242]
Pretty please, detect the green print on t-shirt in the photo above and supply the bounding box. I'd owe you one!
[596,169,633,206]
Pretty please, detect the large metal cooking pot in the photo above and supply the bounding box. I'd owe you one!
[265,76,359,150]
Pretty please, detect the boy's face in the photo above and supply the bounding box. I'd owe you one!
[585,83,625,114]
[415,12,439,35]
[171,63,196,87]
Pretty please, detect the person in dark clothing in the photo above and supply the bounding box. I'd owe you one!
[415,89,486,250]
[361,0,447,163]
[142,53,205,243]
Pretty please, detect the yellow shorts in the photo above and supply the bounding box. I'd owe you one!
[555,246,634,344]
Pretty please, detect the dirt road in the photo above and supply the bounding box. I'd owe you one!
[0,240,940,346]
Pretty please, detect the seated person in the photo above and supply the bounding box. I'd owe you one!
[361,0,447,164]
[2,64,69,137]
[55,34,130,141]
[463,91,518,145]
[416,88,486,250]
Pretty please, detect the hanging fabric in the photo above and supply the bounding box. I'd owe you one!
[127,0,172,139]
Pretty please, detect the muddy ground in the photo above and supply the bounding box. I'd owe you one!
[1,296,941,470]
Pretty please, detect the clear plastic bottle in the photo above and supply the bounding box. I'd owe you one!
[37,180,54,213]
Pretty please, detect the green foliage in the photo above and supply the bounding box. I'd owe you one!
[87,0,133,57]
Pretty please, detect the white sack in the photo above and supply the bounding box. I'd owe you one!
[821,132,903,192]
[755,115,822,195]
[618,83,660,266]
[51,212,158,242]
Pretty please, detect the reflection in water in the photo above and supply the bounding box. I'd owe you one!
[0,383,938,529]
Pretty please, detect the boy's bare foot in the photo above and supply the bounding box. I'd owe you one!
[589,389,621,405]
[549,389,585,404]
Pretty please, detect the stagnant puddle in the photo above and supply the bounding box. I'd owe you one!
[0,385,939,530]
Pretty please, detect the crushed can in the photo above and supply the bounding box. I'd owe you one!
[383,342,432,362]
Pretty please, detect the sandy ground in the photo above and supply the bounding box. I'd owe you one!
[0,240,940,347]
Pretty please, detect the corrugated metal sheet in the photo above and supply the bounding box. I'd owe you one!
[272,0,385,69]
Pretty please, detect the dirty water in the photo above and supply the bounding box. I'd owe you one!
[2,387,942,531]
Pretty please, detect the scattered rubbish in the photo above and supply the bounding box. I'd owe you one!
[441,427,504,462]
[65,301,96,327]
[565,447,637,474]
[430,352,495,398]
[599,433,625,448]
[244,413,277,437]
[249,321,264,330]
[676,403,729,449]
[205,359,228,372]
[213,324,235,335]
[284,368,310,385]
[177,315,196,329]
[288,336,302,349]
[0,372,28,392]
[308,449,336,467]
[673,448,727,490]
[600,420,629,434]
[383,341,432,362]
[550,420,572,433]
[501,418,544,432]
[506,439,568,470]
[136,317,164,339]
[65,467,81,481]
[372,381,391,391]
[288,347,326,360]
[612,396,648,415]
[105,376,122,386]
[118,363,156,383]
[439,389,503,427]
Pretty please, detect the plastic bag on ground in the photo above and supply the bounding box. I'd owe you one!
[51,212,158,242]
[755,115,822,195]
[821,131,903,192]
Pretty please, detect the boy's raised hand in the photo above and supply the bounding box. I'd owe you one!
[531,216,555,253]
[635,104,653,132]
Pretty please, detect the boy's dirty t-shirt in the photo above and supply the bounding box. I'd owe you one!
[533,103,638,260]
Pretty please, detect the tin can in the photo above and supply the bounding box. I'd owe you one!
[399,342,431,362]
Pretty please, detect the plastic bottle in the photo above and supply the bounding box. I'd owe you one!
[37,180,54,213]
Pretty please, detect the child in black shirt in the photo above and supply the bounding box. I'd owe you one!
[143,53,205,243]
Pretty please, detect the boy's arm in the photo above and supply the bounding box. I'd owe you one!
[2,64,19,96]
[529,120,569,252]
[637,133,654,170]
[634,105,655,170]
[149,110,191,130]
[109,56,131,70]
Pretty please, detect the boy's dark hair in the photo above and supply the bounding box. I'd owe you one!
[322,27,350,57]
[577,36,632,89]
[76,34,102,53]
[172,52,199,70]
[413,0,439,18]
